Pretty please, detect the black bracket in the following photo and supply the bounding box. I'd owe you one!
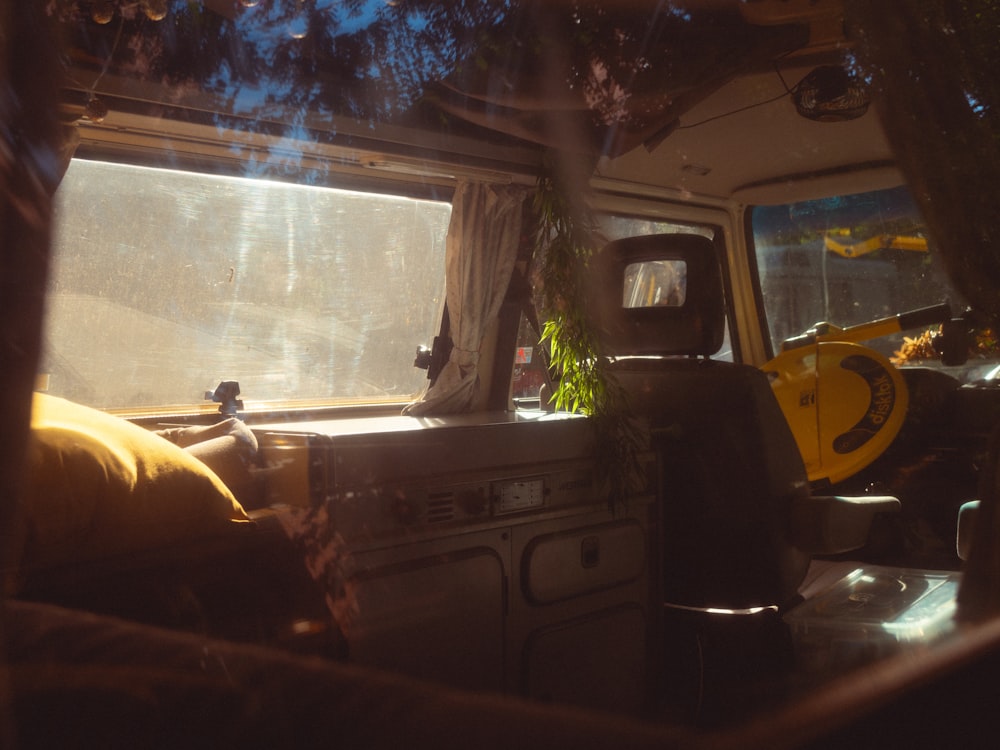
[413,335,453,384]
[205,381,244,419]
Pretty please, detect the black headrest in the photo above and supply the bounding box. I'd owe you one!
[586,233,725,357]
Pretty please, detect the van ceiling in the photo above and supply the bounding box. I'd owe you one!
[59,0,895,202]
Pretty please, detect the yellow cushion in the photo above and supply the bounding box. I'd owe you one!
[19,393,250,571]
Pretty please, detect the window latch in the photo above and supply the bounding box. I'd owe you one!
[205,381,244,419]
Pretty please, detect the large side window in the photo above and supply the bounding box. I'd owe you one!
[43,159,450,411]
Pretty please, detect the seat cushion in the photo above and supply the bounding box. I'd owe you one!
[614,358,812,608]
[16,393,250,573]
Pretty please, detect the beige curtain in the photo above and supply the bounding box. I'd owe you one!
[403,181,530,416]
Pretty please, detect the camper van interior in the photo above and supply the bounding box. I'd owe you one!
[4,1,1000,747]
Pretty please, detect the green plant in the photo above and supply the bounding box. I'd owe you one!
[534,170,645,511]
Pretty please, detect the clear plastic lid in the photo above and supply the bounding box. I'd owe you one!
[784,565,959,641]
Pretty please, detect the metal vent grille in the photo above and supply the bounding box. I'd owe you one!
[425,492,456,524]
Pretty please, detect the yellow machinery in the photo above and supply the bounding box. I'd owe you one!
[762,303,950,486]
[823,233,928,259]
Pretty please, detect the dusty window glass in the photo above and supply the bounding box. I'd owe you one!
[752,185,998,380]
[42,159,450,411]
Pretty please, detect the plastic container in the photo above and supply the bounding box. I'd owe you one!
[783,565,960,676]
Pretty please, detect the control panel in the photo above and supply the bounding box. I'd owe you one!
[252,411,614,542]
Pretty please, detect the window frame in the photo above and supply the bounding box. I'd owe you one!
[44,151,457,419]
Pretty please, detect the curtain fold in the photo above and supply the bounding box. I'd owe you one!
[403,182,530,416]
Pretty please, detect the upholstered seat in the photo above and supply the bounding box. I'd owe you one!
[587,233,902,725]
[588,233,812,610]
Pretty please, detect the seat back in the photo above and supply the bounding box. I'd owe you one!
[588,233,811,609]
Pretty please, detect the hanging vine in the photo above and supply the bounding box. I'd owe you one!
[533,168,646,512]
